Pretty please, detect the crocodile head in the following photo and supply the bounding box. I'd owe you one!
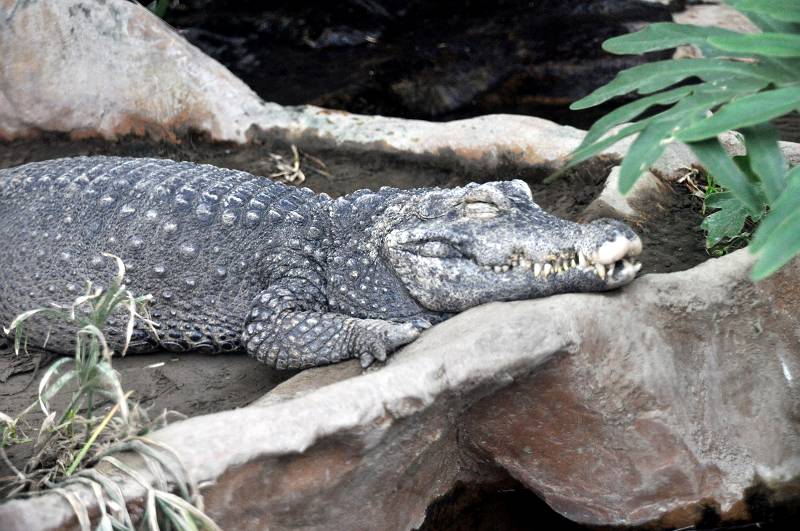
[383,180,642,312]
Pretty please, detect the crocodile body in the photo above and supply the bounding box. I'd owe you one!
[0,156,642,369]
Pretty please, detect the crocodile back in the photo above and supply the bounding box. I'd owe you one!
[0,156,331,353]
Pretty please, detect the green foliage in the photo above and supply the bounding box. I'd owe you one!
[563,1,800,280]
[703,191,752,249]
[709,33,800,57]
[700,159,762,257]
[729,0,800,24]
[0,255,219,530]
[3,255,149,436]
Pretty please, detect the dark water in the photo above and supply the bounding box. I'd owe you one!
[163,0,800,142]
[164,0,677,128]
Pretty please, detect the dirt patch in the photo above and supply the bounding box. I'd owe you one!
[0,352,296,476]
[633,182,710,274]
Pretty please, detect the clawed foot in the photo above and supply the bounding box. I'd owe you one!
[356,318,432,368]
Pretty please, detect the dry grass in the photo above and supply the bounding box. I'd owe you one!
[0,254,220,530]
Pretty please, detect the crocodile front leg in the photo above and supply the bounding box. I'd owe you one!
[242,278,425,369]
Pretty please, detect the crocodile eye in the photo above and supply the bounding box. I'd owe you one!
[418,241,461,258]
[464,201,500,218]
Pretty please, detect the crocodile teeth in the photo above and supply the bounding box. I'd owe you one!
[543,264,553,276]
[578,251,588,267]
[623,258,643,274]
[501,265,510,272]
[570,258,577,268]
[607,263,615,277]
[520,258,532,269]
[493,265,502,273]
[533,263,542,277]
[595,263,606,279]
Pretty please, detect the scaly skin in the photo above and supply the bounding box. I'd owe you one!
[0,156,642,369]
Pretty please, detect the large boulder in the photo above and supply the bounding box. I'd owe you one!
[461,252,800,526]
[2,249,797,530]
[0,0,588,171]
[3,1,798,177]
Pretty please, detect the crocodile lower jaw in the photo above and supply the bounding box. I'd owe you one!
[479,249,642,281]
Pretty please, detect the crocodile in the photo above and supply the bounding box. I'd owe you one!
[0,156,642,370]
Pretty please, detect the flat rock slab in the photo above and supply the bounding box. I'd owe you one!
[2,249,798,530]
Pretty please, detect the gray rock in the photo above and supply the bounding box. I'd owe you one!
[0,0,587,172]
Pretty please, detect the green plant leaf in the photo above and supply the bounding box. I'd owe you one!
[728,0,800,23]
[725,0,800,32]
[65,400,122,476]
[563,121,651,170]
[546,119,648,183]
[708,33,800,57]
[602,23,742,55]
[688,138,763,214]
[741,124,787,202]
[38,358,75,415]
[749,165,800,252]
[750,209,800,280]
[570,58,772,109]
[667,77,770,116]
[731,155,765,196]
[676,86,800,142]
[575,77,768,157]
[747,14,800,34]
[579,85,694,148]
[618,118,678,193]
[701,191,751,247]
